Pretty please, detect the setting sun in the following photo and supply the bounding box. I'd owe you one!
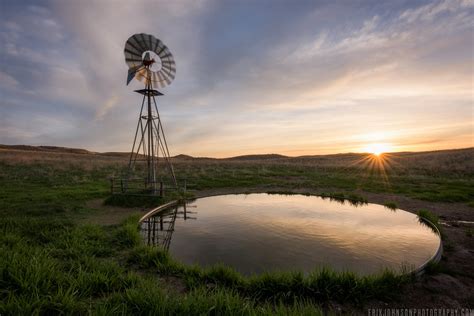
[363,143,392,156]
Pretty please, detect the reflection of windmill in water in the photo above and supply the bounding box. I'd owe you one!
[141,202,197,250]
[120,33,178,195]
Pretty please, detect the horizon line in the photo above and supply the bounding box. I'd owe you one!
[1,144,472,160]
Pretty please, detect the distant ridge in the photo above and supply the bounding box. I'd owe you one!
[227,154,288,160]
[172,154,195,160]
[1,144,472,161]
[98,152,131,157]
[0,145,92,155]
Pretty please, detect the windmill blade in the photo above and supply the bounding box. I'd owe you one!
[151,72,159,85]
[155,42,166,57]
[131,34,148,53]
[139,33,150,50]
[147,34,154,52]
[160,65,173,79]
[152,35,160,52]
[124,41,142,57]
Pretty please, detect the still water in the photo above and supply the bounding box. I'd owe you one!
[140,193,440,275]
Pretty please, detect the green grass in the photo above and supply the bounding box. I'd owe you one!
[1,213,326,315]
[417,210,442,236]
[0,217,139,314]
[384,202,398,210]
[97,280,325,315]
[176,162,473,203]
[0,152,472,313]
[320,192,368,205]
[115,215,143,247]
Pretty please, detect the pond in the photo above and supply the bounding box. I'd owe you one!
[140,193,441,275]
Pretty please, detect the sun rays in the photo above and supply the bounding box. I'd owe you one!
[347,151,400,189]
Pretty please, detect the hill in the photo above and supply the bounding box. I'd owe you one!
[0,144,92,155]
[227,154,288,160]
[0,144,472,174]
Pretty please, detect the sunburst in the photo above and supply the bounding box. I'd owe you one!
[346,151,399,189]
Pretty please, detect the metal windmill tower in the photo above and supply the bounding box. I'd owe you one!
[123,33,177,195]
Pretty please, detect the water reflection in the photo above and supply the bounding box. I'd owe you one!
[320,195,367,207]
[140,203,197,250]
[140,193,441,275]
[417,216,441,235]
[269,192,368,207]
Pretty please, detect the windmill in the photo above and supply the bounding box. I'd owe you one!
[123,33,177,195]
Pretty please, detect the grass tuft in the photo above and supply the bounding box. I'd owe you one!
[128,245,172,268]
[320,192,368,205]
[114,215,142,248]
[383,202,398,210]
[204,264,244,289]
[417,210,442,236]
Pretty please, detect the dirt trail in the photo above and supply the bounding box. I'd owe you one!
[78,199,146,225]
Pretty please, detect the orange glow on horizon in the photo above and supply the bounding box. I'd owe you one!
[362,143,393,156]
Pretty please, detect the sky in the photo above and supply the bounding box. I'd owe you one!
[0,0,472,158]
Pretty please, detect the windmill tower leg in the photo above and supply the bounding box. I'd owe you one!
[125,83,177,195]
[152,95,178,188]
[146,82,157,193]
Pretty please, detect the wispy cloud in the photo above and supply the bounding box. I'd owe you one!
[0,0,472,156]
[95,96,119,121]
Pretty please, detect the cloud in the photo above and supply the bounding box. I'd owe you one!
[0,0,472,156]
[0,71,19,88]
[399,0,473,23]
[95,96,119,121]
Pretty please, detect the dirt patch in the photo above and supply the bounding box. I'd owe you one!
[79,199,148,225]
[159,276,188,294]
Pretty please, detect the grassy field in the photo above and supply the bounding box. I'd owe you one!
[0,146,473,314]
